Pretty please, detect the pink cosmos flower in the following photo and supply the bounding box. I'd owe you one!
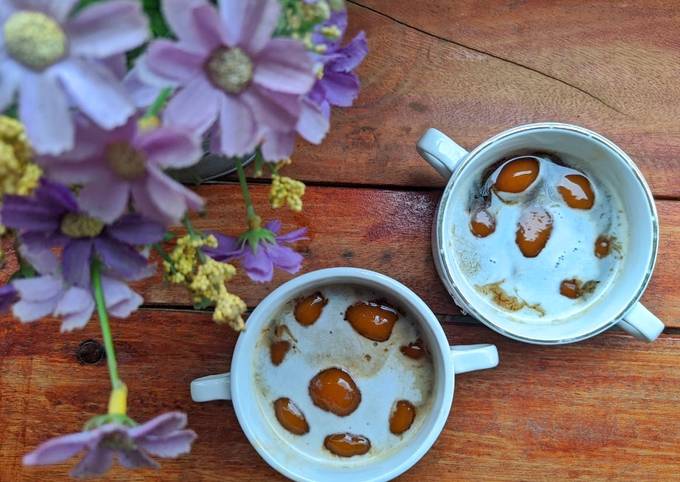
[140,0,317,160]
[39,116,204,225]
[0,0,149,154]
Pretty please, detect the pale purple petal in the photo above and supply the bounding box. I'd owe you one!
[107,214,165,245]
[145,40,204,83]
[296,98,329,144]
[67,0,148,58]
[63,239,94,287]
[0,59,19,111]
[54,286,95,332]
[70,446,114,478]
[265,243,303,273]
[19,72,74,155]
[35,179,79,212]
[260,130,294,162]
[54,58,134,130]
[263,220,281,234]
[218,95,258,157]
[12,275,63,302]
[78,173,130,223]
[320,70,360,107]
[327,32,368,72]
[146,166,205,223]
[1,195,62,232]
[98,54,127,79]
[41,157,107,185]
[117,449,159,469]
[101,276,142,318]
[40,115,112,164]
[253,38,315,94]
[189,3,228,51]
[276,227,308,243]
[137,128,202,169]
[13,297,58,322]
[129,412,188,439]
[219,0,280,54]
[163,76,220,135]
[136,430,197,458]
[202,232,243,261]
[0,284,17,312]
[94,236,148,280]
[123,63,161,108]
[243,86,300,132]
[22,430,99,466]
[19,245,59,275]
[130,182,167,222]
[162,0,220,52]
[242,246,274,283]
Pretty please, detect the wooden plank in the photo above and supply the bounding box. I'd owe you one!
[274,2,680,198]
[133,184,680,328]
[1,310,679,481]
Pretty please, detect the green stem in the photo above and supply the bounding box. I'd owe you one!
[91,260,123,390]
[235,158,257,223]
[143,87,172,118]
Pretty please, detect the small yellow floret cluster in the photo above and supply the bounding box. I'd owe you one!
[270,174,305,212]
[164,234,246,331]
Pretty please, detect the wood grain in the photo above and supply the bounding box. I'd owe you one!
[1,310,679,481]
[273,1,680,199]
[135,184,680,328]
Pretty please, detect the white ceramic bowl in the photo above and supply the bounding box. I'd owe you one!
[190,268,499,481]
[417,123,665,344]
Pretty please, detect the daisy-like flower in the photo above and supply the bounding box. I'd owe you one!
[11,247,142,332]
[39,116,204,224]
[0,0,149,154]
[204,220,307,283]
[140,0,317,160]
[23,411,196,478]
[1,179,165,288]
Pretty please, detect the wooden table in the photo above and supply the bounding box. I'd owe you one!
[2,1,679,480]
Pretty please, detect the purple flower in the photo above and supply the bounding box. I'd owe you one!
[23,411,196,478]
[39,116,204,224]
[140,0,316,159]
[0,284,18,312]
[310,10,368,113]
[1,179,165,288]
[0,0,149,154]
[205,220,307,283]
[12,247,142,331]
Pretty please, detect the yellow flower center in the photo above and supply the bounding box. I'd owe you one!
[4,11,67,71]
[105,142,147,180]
[206,47,253,94]
[60,213,104,238]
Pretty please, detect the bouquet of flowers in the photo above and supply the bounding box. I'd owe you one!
[0,0,366,477]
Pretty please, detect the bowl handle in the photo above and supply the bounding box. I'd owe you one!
[617,303,665,342]
[190,373,231,402]
[416,128,469,179]
[450,344,499,374]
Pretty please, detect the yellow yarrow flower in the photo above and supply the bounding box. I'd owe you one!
[0,116,41,234]
[270,174,305,212]
[164,234,246,330]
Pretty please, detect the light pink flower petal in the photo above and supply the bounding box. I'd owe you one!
[137,430,197,458]
[296,98,329,144]
[146,40,204,83]
[242,86,300,133]
[163,76,220,135]
[0,60,19,111]
[54,59,134,130]
[67,0,148,58]
[78,173,131,223]
[146,166,205,223]
[162,0,222,51]
[253,39,315,94]
[220,0,280,54]
[260,131,294,162]
[218,95,258,157]
[138,128,202,169]
[22,430,99,466]
[54,286,95,332]
[101,276,142,318]
[19,72,74,155]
